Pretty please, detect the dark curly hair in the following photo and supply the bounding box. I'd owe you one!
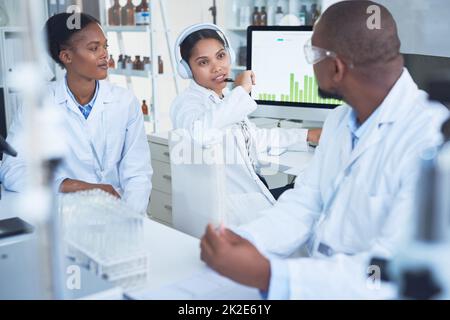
[44,12,99,69]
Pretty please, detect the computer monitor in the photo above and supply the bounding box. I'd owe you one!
[247,26,342,124]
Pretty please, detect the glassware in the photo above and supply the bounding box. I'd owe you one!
[141,100,150,122]
[0,2,10,27]
[158,56,164,74]
[135,0,150,26]
[121,0,135,26]
[299,5,308,26]
[125,55,133,70]
[311,4,321,26]
[60,190,150,290]
[143,57,151,72]
[108,55,116,69]
[117,54,124,69]
[252,7,261,26]
[260,6,267,26]
[133,55,144,70]
[108,0,121,26]
[275,6,284,26]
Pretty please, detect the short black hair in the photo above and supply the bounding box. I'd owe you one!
[317,0,401,67]
[45,12,99,68]
[180,29,226,65]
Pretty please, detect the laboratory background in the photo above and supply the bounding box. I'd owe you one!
[0,0,449,302]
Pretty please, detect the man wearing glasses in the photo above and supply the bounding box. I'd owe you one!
[200,1,449,299]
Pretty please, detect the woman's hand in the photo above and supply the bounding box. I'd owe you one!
[307,128,323,145]
[234,71,256,94]
[59,179,121,199]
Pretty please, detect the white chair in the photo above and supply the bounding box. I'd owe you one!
[169,130,226,238]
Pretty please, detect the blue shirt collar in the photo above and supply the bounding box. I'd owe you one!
[347,107,381,149]
[65,76,99,111]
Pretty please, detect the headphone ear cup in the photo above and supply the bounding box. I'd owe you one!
[177,60,193,79]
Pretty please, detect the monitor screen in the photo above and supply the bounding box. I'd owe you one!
[247,26,342,110]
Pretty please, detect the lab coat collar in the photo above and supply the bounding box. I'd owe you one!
[343,68,420,169]
[189,80,226,104]
[55,77,115,116]
[372,68,419,125]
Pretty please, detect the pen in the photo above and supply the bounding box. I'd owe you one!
[224,78,235,83]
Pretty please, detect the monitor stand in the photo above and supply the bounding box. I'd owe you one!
[301,120,324,129]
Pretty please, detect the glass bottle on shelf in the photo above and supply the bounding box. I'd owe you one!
[239,6,251,28]
[252,7,261,26]
[108,55,116,69]
[135,0,150,26]
[238,41,247,67]
[144,57,152,72]
[158,56,164,74]
[0,2,9,27]
[117,54,124,69]
[125,56,133,70]
[108,0,121,26]
[133,55,144,70]
[311,4,321,26]
[141,100,149,122]
[260,7,267,26]
[275,6,284,26]
[299,5,307,26]
[231,0,239,28]
[267,5,275,26]
[121,0,136,26]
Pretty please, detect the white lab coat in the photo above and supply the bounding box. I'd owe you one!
[170,81,309,225]
[0,79,153,214]
[238,69,449,299]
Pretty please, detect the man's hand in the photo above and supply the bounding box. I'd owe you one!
[200,224,271,292]
[59,179,121,199]
[307,128,322,145]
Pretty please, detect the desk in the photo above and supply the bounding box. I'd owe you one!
[258,148,315,176]
[0,188,20,220]
[147,132,315,225]
[0,190,258,299]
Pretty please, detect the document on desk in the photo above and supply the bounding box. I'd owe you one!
[125,267,261,300]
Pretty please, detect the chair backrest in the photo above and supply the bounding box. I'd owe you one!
[169,130,226,238]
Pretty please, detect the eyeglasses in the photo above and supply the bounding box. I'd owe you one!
[303,38,337,65]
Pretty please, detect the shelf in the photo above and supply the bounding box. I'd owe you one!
[109,68,151,78]
[227,27,249,32]
[103,25,151,33]
[108,68,174,79]
[0,26,26,33]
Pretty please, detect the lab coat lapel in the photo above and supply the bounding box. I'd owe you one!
[234,123,276,203]
[344,119,385,171]
[341,69,418,174]
[55,79,82,117]
[85,81,113,165]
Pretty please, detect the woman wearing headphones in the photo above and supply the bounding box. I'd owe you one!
[171,24,322,225]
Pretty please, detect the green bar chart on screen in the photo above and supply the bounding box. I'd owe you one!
[257,73,343,105]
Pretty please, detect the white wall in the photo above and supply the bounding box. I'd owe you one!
[321,0,450,58]
[376,0,450,58]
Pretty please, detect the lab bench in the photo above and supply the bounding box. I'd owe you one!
[146,130,315,228]
[147,132,173,226]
